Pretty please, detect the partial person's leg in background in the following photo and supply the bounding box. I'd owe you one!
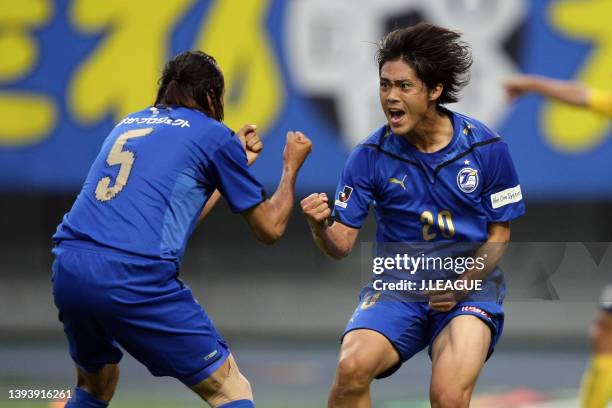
[581,308,612,408]
[190,354,254,408]
[65,364,119,408]
[328,329,400,408]
[429,315,491,408]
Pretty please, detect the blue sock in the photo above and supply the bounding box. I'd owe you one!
[64,387,109,408]
[218,400,255,408]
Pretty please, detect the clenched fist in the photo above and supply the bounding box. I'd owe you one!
[301,192,331,230]
[283,131,312,172]
[236,124,263,165]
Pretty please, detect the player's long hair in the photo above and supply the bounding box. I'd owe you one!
[155,51,225,121]
[377,22,472,105]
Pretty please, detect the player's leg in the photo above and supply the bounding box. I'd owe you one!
[190,354,253,407]
[64,364,119,407]
[52,248,124,408]
[580,308,612,408]
[429,315,491,408]
[328,329,401,408]
[329,291,428,408]
[98,258,254,406]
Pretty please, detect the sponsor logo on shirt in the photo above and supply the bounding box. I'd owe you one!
[461,306,491,319]
[335,185,353,208]
[388,174,407,190]
[490,185,522,209]
[117,115,190,128]
[457,167,479,193]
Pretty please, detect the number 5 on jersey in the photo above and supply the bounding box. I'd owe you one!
[95,128,153,202]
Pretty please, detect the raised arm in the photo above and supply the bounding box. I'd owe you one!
[300,193,360,259]
[198,124,263,223]
[505,74,612,118]
[242,131,312,244]
[503,74,588,107]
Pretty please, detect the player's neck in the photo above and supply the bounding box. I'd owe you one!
[403,108,453,153]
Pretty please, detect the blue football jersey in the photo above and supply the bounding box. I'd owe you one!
[333,109,525,304]
[333,109,524,240]
[53,106,265,262]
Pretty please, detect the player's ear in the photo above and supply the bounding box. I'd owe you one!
[429,83,443,102]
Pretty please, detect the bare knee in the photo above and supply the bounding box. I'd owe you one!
[77,364,119,402]
[333,355,375,395]
[191,355,252,407]
[430,384,471,408]
[591,311,612,353]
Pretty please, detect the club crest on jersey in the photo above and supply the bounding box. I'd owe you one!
[457,167,479,193]
[335,186,353,208]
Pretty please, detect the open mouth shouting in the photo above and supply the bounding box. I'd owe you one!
[388,107,406,127]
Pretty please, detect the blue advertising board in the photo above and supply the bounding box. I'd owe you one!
[0,0,610,198]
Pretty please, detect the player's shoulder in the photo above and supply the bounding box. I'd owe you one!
[450,110,509,157]
[340,124,388,169]
[114,106,236,156]
[451,110,500,144]
[350,124,389,157]
[360,124,389,146]
[160,106,236,149]
[169,106,232,136]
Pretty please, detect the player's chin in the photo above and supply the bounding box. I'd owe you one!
[388,121,411,136]
[386,116,411,135]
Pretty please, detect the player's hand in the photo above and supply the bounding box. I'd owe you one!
[503,75,533,101]
[283,131,312,172]
[426,289,459,313]
[301,193,331,231]
[236,124,263,166]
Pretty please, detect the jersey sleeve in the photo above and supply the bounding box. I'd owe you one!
[481,141,525,222]
[587,88,612,118]
[210,135,266,213]
[332,146,375,228]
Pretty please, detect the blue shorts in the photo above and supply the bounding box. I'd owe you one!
[52,243,229,387]
[344,287,504,379]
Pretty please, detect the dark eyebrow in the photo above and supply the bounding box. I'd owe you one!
[379,76,414,85]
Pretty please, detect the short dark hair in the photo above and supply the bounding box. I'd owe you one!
[154,51,225,121]
[376,22,472,105]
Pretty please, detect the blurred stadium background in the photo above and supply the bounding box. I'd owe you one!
[1,0,612,406]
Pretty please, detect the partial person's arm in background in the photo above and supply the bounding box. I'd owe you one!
[504,74,588,106]
[504,74,612,117]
